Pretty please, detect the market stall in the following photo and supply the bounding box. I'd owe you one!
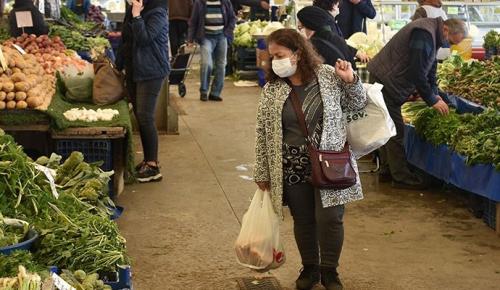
[402,53,500,233]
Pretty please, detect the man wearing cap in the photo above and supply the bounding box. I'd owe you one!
[367,18,467,189]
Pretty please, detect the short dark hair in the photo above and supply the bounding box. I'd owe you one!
[265,29,322,84]
[313,0,340,11]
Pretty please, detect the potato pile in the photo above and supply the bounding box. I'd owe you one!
[4,34,87,75]
[0,47,55,110]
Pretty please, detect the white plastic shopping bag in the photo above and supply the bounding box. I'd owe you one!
[345,83,396,158]
[235,189,285,270]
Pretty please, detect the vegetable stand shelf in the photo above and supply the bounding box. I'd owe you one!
[51,126,127,198]
[404,124,500,234]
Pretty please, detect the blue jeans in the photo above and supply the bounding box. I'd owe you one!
[200,34,227,97]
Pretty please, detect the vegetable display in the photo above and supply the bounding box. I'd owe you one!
[483,30,499,50]
[0,129,128,276]
[60,269,112,290]
[0,266,43,290]
[0,213,28,248]
[50,25,110,53]
[407,105,500,170]
[233,20,269,48]
[0,46,55,110]
[437,54,500,109]
[87,5,106,24]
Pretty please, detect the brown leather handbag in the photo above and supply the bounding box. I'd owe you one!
[289,88,357,190]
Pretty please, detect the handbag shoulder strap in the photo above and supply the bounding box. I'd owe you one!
[288,87,311,142]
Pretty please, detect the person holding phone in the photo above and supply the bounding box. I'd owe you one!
[116,0,170,183]
[254,28,366,290]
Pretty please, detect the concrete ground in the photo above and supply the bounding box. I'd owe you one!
[117,67,500,290]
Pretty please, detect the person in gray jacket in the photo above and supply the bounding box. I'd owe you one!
[367,18,466,189]
[188,0,236,102]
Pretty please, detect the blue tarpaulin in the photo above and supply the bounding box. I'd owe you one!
[447,95,485,114]
[405,125,500,201]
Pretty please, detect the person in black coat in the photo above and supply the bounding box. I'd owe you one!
[312,0,370,63]
[117,0,170,183]
[297,6,357,69]
[8,0,49,37]
[336,0,376,39]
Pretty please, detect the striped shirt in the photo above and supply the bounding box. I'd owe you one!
[205,0,224,35]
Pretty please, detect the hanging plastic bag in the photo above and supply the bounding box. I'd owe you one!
[235,189,285,270]
[345,83,397,158]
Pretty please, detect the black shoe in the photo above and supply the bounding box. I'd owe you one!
[296,265,320,290]
[321,267,343,290]
[200,93,208,101]
[391,180,428,190]
[136,163,163,183]
[208,95,223,101]
[135,160,146,172]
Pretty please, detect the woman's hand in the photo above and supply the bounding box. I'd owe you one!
[132,0,144,17]
[256,181,271,192]
[356,51,370,63]
[335,59,355,84]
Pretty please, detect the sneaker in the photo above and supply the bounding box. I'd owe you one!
[296,265,320,290]
[208,95,223,101]
[200,93,208,101]
[136,163,162,183]
[135,160,146,172]
[321,267,343,290]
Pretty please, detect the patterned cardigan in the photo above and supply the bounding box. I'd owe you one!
[253,64,367,218]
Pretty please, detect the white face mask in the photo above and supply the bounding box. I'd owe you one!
[126,0,133,5]
[330,8,339,18]
[272,57,297,78]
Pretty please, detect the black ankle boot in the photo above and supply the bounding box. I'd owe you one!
[321,267,343,290]
[296,264,320,290]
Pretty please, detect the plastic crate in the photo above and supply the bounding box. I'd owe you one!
[49,265,132,290]
[235,60,258,71]
[483,198,497,229]
[54,139,114,196]
[235,47,256,60]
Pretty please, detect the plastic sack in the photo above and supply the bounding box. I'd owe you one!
[235,189,285,270]
[59,63,95,103]
[345,83,396,158]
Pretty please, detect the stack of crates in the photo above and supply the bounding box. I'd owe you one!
[54,139,115,198]
[483,198,497,229]
[234,47,258,72]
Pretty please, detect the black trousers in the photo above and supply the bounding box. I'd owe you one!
[169,19,188,56]
[370,76,423,184]
[284,182,345,269]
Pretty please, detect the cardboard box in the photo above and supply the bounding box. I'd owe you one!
[256,48,270,69]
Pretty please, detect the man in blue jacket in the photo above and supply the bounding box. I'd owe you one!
[189,0,236,102]
[336,0,376,39]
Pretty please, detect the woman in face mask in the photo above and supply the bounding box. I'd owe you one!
[116,0,170,183]
[298,6,357,70]
[313,0,342,37]
[253,28,367,290]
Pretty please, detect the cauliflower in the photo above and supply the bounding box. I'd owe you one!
[63,108,119,122]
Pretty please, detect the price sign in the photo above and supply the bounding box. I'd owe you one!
[34,164,59,199]
[15,11,34,28]
[0,47,8,71]
[12,44,26,55]
[51,273,76,290]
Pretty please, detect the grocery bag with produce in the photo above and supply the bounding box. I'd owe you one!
[235,189,285,270]
[345,83,396,158]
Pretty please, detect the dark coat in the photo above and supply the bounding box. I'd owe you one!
[8,0,49,37]
[367,18,445,105]
[337,0,376,39]
[188,0,236,43]
[311,30,357,69]
[117,1,170,82]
